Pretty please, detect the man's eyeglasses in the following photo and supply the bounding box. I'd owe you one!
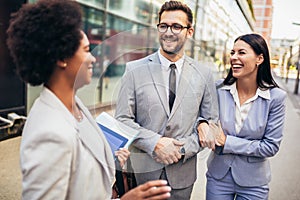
[157,23,190,34]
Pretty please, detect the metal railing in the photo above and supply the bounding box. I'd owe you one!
[0,113,26,141]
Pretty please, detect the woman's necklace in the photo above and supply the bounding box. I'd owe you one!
[73,104,83,122]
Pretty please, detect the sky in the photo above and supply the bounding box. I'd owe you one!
[271,0,300,40]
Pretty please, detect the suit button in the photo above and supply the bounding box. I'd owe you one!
[166,126,170,131]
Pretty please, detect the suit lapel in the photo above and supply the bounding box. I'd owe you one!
[220,89,237,135]
[237,97,265,136]
[76,98,115,181]
[147,53,169,115]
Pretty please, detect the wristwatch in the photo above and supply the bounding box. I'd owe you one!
[179,146,185,155]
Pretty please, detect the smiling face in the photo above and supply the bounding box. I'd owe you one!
[230,39,263,81]
[158,10,193,61]
[66,31,96,90]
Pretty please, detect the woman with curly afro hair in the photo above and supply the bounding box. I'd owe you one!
[7,0,171,199]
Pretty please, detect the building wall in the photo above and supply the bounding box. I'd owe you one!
[253,0,273,44]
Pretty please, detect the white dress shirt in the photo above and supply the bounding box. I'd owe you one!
[158,49,184,98]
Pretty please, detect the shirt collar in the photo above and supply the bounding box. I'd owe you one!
[221,82,270,100]
[158,49,185,72]
[257,87,270,100]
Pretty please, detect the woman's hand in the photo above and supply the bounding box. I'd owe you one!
[197,122,216,150]
[115,148,130,168]
[215,129,226,147]
[120,180,171,200]
[209,122,226,147]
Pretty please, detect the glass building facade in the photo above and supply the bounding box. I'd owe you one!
[26,0,255,113]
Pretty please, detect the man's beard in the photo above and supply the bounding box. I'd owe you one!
[160,41,182,55]
[162,48,176,55]
[160,36,185,56]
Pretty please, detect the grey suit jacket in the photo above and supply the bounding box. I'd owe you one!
[115,52,218,189]
[20,88,115,199]
[207,80,286,187]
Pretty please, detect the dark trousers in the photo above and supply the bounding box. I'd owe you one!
[159,168,194,200]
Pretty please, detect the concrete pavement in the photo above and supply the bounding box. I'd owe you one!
[0,137,21,200]
[0,71,300,200]
[268,73,300,200]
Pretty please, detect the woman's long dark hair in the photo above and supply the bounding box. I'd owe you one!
[223,33,279,89]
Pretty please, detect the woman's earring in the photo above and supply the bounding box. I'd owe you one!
[63,62,67,67]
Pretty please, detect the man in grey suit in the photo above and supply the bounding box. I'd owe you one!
[115,1,218,199]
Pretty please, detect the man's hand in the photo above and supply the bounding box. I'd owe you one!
[153,137,184,165]
[197,122,216,150]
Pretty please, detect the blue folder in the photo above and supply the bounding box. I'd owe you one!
[96,112,139,155]
[97,123,128,154]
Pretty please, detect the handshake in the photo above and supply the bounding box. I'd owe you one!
[197,121,226,151]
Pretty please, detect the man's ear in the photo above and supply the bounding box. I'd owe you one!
[186,27,194,39]
[57,60,67,68]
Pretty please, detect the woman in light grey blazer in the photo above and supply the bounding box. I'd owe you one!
[198,34,286,200]
[7,0,171,199]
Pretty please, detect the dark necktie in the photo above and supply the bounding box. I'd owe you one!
[169,64,176,111]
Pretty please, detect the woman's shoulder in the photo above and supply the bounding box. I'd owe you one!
[215,79,225,89]
[266,87,287,107]
[25,97,77,140]
[269,87,287,100]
